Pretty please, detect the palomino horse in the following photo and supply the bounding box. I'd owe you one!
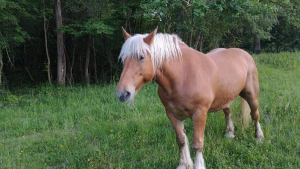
[115,27,264,169]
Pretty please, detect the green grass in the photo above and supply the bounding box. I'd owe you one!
[254,52,300,70]
[1,53,300,168]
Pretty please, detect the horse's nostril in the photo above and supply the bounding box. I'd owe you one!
[124,91,130,97]
[119,90,131,102]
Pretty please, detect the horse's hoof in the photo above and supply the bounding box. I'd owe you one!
[176,163,193,169]
[225,131,235,139]
[255,135,264,142]
[255,130,264,142]
[176,165,185,169]
[194,164,206,169]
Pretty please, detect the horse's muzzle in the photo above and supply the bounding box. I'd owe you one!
[115,90,132,103]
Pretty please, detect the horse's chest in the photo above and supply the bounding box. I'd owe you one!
[165,101,192,119]
[158,91,195,119]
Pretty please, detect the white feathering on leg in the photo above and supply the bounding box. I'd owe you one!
[194,151,205,169]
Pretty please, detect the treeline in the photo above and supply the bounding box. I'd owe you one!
[1,0,299,87]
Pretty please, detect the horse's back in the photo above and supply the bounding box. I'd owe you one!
[207,48,251,61]
[205,48,251,77]
[206,48,258,77]
[206,48,227,54]
[207,48,255,66]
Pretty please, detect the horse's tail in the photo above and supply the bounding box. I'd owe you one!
[240,97,251,126]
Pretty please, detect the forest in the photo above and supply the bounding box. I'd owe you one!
[1,0,300,168]
[1,0,300,87]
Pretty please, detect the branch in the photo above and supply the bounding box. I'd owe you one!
[5,48,13,67]
[183,0,191,7]
[62,1,76,12]
[25,66,36,84]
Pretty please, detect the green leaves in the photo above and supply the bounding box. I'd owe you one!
[84,18,115,35]
[0,0,28,49]
[0,0,299,86]
[60,19,114,38]
[57,0,115,38]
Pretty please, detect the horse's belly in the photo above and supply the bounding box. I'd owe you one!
[208,92,240,112]
[208,99,235,112]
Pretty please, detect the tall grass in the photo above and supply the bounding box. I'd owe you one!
[0,53,300,168]
[254,52,300,70]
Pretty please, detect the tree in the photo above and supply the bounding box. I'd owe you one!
[55,0,66,85]
[0,0,27,86]
[262,0,300,52]
[0,0,299,87]
[61,0,114,85]
[43,0,52,85]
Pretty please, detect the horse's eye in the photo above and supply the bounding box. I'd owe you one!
[138,55,145,61]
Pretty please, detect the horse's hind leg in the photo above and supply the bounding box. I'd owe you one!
[240,63,264,141]
[223,107,235,139]
[240,91,264,141]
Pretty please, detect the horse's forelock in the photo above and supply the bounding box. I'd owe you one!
[119,34,149,62]
[119,33,183,68]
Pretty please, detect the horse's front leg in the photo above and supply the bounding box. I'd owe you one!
[192,107,208,169]
[166,109,193,169]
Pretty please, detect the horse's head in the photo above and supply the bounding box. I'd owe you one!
[115,27,158,103]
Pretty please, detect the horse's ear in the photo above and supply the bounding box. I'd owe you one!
[122,27,131,40]
[143,27,158,45]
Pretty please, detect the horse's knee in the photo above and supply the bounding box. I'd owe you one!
[192,141,204,152]
[176,135,186,147]
[251,110,260,121]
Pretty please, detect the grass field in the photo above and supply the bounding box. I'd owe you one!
[0,53,300,169]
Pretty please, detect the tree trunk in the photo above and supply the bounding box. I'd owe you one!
[43,0,51,85]
[85,34,91,86]
[193,33,204,52]
[92,38,98,84]
[199,34,204,52]
[79,48,83,81]
[175,5,183,37]
[253,35,261,54]
[69,39,76,85]
[189,31,193,47]
[55,0,66,85]
[0,50,3,86]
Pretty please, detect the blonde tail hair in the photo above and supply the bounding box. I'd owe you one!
[240,97,251,126]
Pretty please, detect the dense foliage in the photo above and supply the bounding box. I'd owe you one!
[0,0,299,86]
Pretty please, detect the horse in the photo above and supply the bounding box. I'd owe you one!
[115,27,264,169]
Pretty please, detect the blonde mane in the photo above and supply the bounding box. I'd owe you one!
[119,33,183,68]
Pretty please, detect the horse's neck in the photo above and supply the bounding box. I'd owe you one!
[154,63,182,94]
[154,46,190,94]
[154,45,212,94]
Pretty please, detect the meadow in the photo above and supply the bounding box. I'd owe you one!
[0,52,299,169]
